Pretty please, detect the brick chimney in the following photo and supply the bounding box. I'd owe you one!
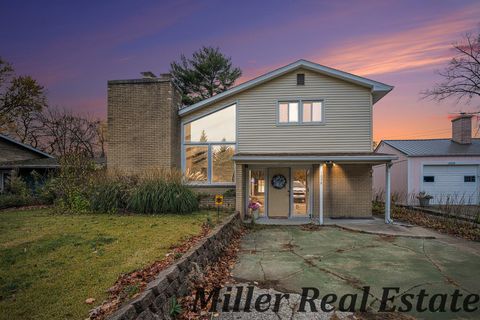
[451,114,472,144]
[107,75,182,174]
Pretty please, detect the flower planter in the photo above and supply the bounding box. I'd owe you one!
[418,198,431,207]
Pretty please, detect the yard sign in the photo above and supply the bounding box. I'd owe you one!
[215,194,224,206]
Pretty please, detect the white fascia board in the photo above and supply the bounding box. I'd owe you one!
[232,155,398,162]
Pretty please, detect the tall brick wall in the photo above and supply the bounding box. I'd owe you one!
[107,76,181,174]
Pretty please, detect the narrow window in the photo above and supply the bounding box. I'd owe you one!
[423,176,434,183]
[279,102,299,123]
[302,101,322,122]
[289,102,299,122]
[297,73,305,85]
[464,176,476,182]
[279,103,289,123]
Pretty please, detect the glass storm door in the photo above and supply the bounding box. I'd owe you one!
[292,168,310,217]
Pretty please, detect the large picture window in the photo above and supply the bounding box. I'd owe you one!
[183,104,236,184]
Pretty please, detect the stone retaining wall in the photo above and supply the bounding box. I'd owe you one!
[108,213,242,320]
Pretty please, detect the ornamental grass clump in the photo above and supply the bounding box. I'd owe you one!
[127,175,198,214]
[89,174,133,214]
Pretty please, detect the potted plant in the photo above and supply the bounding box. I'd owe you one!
[417,191,433,207]
[248,199,261,220]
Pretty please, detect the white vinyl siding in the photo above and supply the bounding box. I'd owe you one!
[182,68,373,153]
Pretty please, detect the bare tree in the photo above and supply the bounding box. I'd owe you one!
[38,107,103,158]
[422,32,480,103]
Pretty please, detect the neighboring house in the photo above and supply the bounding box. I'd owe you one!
[373,115,480,205]
[0,134,58,192]
[108,59,397,222]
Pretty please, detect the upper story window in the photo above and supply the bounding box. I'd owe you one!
[279,102,299,123]
[183,103,236,184]
[278,100,323,124]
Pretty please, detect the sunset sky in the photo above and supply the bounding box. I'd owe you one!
[1,0,479,141]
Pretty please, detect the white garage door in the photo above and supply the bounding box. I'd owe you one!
[422,165,479,205]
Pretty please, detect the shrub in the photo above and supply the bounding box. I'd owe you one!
[128,178,198,214]
[53,154,96,213]
[0,194,38,210]
[6,171,29,196]
[89,175,132,214]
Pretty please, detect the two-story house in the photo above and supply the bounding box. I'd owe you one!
[108,60,396,223]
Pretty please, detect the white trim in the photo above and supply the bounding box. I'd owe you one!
[319,164,324,225]
[233,155,397,162]
[178,59,393,117]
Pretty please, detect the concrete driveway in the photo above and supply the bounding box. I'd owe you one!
[231,225,480,320]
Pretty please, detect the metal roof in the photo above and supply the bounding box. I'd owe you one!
[0,134,54,158]
[178,59,393,117]
[380,139,480,157]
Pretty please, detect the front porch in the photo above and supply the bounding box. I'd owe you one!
[233,152,397,224]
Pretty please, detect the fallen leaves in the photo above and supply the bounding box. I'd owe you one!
[391,207,480,241]
[179,227,246,320]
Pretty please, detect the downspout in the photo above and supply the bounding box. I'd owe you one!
[385,162,393,224]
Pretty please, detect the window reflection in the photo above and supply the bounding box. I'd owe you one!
[185,146,208,182]
[184,104,236,142]
[212,145,235,183]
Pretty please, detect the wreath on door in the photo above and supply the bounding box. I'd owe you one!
[271,174,287,189]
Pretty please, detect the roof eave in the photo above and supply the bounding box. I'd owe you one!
[0,134,54,158]
[233,155,398,162]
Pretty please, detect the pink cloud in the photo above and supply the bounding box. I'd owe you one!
[317,5,480,76]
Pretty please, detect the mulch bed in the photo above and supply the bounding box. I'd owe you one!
[392,207,479,241]
[89,224,212,319]
[373,203,479,241]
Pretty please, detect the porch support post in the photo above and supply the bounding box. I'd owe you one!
[319,163,324,225]
[385,162,393,224]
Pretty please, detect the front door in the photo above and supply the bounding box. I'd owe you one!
[268,167,290,218]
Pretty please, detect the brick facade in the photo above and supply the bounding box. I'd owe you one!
[107,76,181,174]
[323,164,372,218]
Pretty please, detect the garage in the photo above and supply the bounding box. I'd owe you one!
[422,164,479,205]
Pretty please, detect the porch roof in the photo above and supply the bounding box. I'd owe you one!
[233,152,397,163]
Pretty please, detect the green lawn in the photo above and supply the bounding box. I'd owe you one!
[0,208,221,320]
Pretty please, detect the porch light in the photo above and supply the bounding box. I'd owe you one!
[325,160,333,166]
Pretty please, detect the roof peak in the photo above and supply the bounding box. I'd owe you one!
[179,59,394,117]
